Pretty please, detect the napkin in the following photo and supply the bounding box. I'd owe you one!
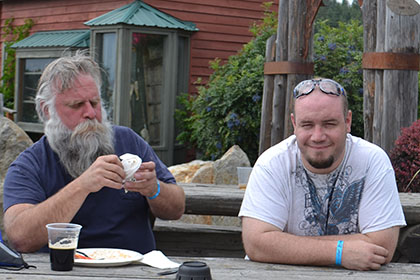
[120,153,142,182]
[139,250,180,269]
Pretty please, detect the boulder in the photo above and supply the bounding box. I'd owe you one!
[0,116,33,241]
[168,160,213,183]
[213,145,250,185]
[191,162,214,184]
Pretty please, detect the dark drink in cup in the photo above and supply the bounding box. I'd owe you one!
[49,246,76,271]
[46,223,82,271]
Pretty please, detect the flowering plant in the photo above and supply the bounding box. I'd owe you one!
[175,2,276,163]
[390,120,420,192]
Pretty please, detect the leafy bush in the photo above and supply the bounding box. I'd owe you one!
[176,6,365,163]
[176,2,277,163]
[314,19,364,137]
[390,120,420,192]
[1,18,34,108]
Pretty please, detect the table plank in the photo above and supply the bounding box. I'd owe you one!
[180,183,244,216]
[399,192,420,225]
[5,253,420,280]
[181,184,420,226]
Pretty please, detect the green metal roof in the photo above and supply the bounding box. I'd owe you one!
[84,0,198,31]
[12,29,90,49]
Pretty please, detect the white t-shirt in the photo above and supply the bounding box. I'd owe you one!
[239,134,406,235]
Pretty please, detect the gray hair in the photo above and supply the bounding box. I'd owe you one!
[35,50,102,122]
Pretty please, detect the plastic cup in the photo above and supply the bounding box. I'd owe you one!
[46,223,82,271]
[237,167,252,190]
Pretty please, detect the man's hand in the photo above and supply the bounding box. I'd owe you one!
[123,161,159,197]
[341,239,388,270]
[76,155,126,194]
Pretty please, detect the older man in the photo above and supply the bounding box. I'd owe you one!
[3,52,185,253]
[239,78,406,270]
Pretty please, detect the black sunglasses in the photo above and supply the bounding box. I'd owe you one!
[293,79,346,99]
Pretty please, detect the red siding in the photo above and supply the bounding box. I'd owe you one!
[1,0,278,94]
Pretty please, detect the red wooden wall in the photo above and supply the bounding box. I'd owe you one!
[0,0,278,94]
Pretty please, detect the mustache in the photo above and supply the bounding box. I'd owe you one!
[70,119,107,141]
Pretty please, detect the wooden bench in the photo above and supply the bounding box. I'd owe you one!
[153,183,420,258]
[153,183,244,257]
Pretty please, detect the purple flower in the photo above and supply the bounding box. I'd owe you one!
[216,142,222,150]
[339,67,349,74]
[206,106,212,112]
[317,36,325,42]
[252,94,261,102]
[227,120,234,129]
[328,43,337,51]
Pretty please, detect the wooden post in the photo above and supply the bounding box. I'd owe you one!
[259,0,319,155]
[362,0,419,153]
[0,93,3,116]
[361,0,377,142]
[272,0,289,145]
[259,35,276,155]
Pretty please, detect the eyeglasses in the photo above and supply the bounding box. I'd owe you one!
[293,79,346,99]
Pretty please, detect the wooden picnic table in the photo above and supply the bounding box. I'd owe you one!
[2,253,419,279]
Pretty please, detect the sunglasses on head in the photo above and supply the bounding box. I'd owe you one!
[293,79,346,99]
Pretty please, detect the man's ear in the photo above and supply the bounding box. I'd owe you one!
[291,113,296,130]
[346,110,352,133]
[41,102,50,120]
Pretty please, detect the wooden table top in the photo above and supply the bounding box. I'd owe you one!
[1,253,419,279]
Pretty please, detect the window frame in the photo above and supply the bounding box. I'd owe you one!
[14,48,86,133]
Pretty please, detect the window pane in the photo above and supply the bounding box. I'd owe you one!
[130,33,164,146]
[98,32,117,122]
[21,58,55,123]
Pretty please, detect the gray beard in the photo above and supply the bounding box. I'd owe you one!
[44,116,115,179]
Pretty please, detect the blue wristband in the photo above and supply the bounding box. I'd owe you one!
[336,240,344,266]
[148,180,160,200]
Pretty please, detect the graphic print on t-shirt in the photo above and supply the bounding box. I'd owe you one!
[296,164,365,235]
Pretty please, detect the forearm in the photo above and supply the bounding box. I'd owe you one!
[245,230,338,266]
[242,217,395,270]
[148,182,185,220]
[4,180,90,252]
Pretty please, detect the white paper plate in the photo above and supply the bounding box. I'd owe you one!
[74,248,143,267]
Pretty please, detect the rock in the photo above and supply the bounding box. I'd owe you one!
[213,145,250,185]
[0,116,33,241]
[168,160,212,183]
[191,162,214,184]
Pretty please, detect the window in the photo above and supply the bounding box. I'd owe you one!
[130,33,165,146]
[20,58,55,123]
[97,32,117,122]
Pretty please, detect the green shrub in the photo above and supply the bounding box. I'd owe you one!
[176,2,277,163]
[176,7,365,163]
[390,119,420,192]
[314,20,364,137]
[1,18,34,108]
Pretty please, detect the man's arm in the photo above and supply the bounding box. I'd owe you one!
[123,161,185,220]
[242,217,399,271]
[4,155,126,252]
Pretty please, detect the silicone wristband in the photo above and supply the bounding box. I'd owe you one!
[336,240,344,266]
[148,180,161,200]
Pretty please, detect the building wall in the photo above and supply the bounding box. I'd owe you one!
[0,0,278,94]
